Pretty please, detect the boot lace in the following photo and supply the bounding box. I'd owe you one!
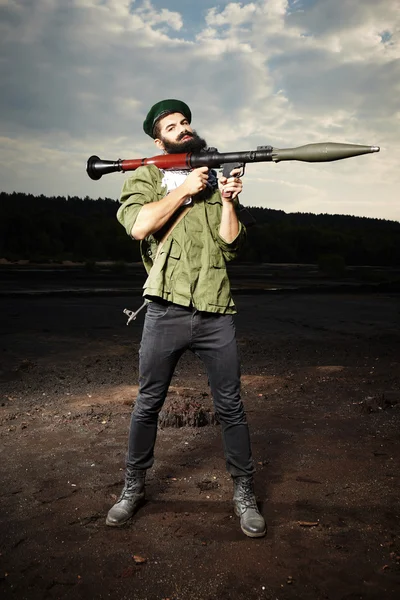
[118,472,145,502]
[236,479,258,511]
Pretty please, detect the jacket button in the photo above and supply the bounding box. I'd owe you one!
[147,249,152,257]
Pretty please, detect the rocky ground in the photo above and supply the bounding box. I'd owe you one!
[0,287,399,600]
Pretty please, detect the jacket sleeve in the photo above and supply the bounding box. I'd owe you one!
[116,165,162,236]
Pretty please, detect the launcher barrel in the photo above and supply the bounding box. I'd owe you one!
[86,142,380,180]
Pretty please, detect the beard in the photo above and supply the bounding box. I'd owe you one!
[161,130,208,154]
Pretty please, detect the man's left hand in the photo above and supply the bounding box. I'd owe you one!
[218,168,243,201]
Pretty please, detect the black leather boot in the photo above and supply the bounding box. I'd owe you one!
[232,476,266,538]
[106,467,146,527]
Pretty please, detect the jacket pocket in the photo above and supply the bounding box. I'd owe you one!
[144,238,182,294]
[207,247,232,307]
[209,245,225,269]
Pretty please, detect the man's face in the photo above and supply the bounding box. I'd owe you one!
[154,112,207,154]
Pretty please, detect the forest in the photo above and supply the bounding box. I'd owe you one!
[1,191,399,268]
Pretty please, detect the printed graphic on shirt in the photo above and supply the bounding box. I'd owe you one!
[160,168,219,206]
[160,170,193,206]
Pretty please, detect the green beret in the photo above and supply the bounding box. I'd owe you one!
[143,99,192,138]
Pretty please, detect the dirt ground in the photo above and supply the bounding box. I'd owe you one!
[0,287,399,600]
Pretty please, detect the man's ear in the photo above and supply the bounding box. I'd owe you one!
[154,138,164,152]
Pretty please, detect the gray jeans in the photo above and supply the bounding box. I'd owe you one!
[127,301,254,477]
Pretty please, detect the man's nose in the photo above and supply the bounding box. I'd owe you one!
[177,124,190,135]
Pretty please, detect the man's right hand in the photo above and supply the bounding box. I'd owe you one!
[181,167,209,198]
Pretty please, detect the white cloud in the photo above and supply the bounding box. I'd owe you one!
[136,0,183,30]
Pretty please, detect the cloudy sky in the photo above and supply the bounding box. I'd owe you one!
[1,0,399,220]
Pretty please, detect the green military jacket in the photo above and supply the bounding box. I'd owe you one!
[117,165,246,314]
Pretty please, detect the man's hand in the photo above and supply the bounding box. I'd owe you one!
[181,167,209,197]
[218,168,243,201]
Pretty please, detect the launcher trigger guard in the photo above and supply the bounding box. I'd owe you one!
[222,163,246,179]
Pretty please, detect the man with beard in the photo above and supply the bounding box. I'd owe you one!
[106,99,266,538]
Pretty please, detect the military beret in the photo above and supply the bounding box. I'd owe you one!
[143,99,192,138]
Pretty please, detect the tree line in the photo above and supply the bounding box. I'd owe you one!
[1,191,399,267]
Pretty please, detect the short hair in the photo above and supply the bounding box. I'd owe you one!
[152,117,165,140]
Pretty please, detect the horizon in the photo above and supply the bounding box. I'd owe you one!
[2,189,399,225]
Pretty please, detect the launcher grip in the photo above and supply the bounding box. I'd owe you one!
[221,162,245,199]
[222,162,245,178]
